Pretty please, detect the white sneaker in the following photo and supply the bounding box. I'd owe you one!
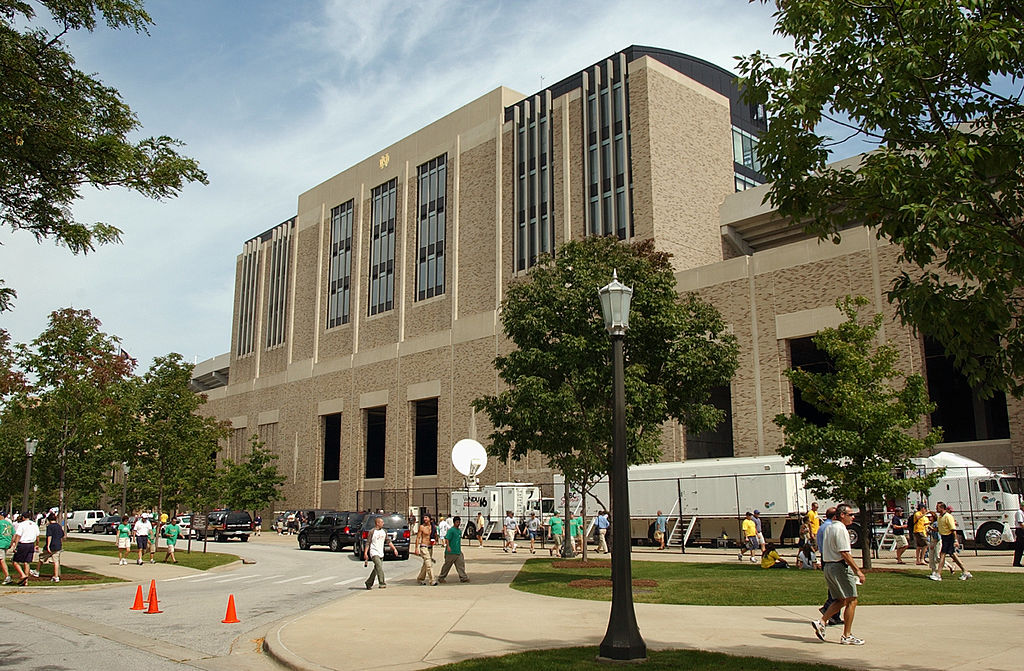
[750,556,758,563]
[738,552,744,561]
[2,576,11,584]
[929,572,941,581]
[959,572,972,580]
[51,577,60,583]
[840,634,865,645]
[29,570,39,577]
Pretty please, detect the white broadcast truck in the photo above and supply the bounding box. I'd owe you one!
[553,451,1021,549]
[449,484,556,539]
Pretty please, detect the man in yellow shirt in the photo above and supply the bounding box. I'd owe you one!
[738,511,759,563]
[911,503,929,565]
[808,502,820,541]
[931,501,971,581]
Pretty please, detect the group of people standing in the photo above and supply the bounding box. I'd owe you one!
[112,512,184,566]
[897,502,973,580]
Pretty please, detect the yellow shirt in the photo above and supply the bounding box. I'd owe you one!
[937,512,956,536]
[807,509,820,536]
[742,518,757,538]
[761,550,782,569]
[912,510,929,534]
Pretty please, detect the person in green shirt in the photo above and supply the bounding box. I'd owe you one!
[569,513,583,553]
[547,513,564,557]
[116,517,132,565]
[438,516,469,583]
[0,510,14,584]
[162,518,182,564]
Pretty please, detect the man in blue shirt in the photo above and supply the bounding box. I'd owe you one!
[595,511,610,553]
[655,511,668,550]
[815,507,842,627]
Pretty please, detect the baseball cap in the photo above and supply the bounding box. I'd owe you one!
[753,509,761,514]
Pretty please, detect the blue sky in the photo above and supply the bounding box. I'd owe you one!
[1,0,794,370]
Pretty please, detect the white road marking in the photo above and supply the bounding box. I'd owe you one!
[302,575,338,585]
[216,575,253,583]
[334,576,363,586]
[272,575,312,584]
[183,574,224,583]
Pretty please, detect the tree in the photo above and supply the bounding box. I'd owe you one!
[8,308,135,513]
[773,296,944,567]
[0,0,207,311]
[117,353,227,515]
[218,436,286,516]
[472,237,739,556]
[737,1,1024,398]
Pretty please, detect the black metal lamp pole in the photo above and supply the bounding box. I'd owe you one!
[121,462,130,515]
[598,271,647,662]
[22,438,37,514]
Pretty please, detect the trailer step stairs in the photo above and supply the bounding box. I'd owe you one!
[668,515,698,547]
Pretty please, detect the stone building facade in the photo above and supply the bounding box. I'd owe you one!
[195,46,1021,514]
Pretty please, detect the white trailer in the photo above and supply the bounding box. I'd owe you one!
[449,483,555,539]
[905,452,1021,549]
[553,456,826,546]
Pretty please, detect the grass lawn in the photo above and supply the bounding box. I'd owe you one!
[8,564,122,586]
[431,647,854,671]
[512,558,1024,606]
[63,538,238,571]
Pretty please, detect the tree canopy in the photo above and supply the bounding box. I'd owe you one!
[473,237,739,501]
[738,0,1024,398]
[218,436,286,515]
[774,296,944,567]
[0,0,207,311]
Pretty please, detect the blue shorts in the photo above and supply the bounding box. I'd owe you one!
[136,535,149,550]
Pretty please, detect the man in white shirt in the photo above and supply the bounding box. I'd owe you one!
[1011,500,1024,568]
[811,504,866,646]
[133,513,153,566]
[503,511,518,553]
[11,514,40,586]
[363,516,398,589]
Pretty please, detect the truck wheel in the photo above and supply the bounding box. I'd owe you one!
[329,536,341,552]
[846,524,861,548]
[240,535,249,542]
[977,523,1006,550]
[465,522,477,540]
[298,534,310,550]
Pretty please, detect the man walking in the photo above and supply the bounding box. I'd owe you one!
[438,516,470,583]
[654,511,667,550]
[526,512,542,554]
[0,511,14,585]
[815,507,842,627]
[931,502,972,581]
[912,502,929,565]
[116,516,132,565]
[811,504,866,645]
[753,509,766,553]
[738,511,758,562]
[363,515,398,589]
[547,511,564,557]
[11,514,39,586]
[807,502,820,540]
[1013,500,1024,568]
[503,511,518,553]
[595,511,610,554]
[415,513,437,586]
[133,512,152,566]
[890,507,909,564]
[37,513,64,582]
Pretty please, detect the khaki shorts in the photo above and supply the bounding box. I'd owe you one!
[39,548,62,563]
[117,536,131,549]
[653,530,664,541]
[824,561,858,600]
[893,534,909,549]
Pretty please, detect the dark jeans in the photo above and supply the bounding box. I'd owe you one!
[1014,528,1024,567]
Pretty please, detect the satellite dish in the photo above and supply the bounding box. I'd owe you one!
[452,439,487,479]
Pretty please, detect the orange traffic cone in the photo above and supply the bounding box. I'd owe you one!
[130,585,145,610]
[221,594,240,623]
[144,581,162,614]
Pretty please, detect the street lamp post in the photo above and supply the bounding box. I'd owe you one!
[121,462,130,515]
[597,270,646,662]
[21,438,38,514]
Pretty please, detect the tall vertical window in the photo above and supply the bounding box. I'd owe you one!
[322,413,341,481]
[925,337,1010,442]
[513,92,555,271]
[327,200,354,328]
[788,337,834,427]
[236,240,259,356]
[732,127,762,172]
[365,407,387,479]
[265,219,292,348]
[584,55,631,240]
[685,386,734,459]
[413,399,438,476]
[416,155,446,300]
[369,178,397,316]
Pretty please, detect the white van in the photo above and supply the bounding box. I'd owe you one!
[66,510,106,532]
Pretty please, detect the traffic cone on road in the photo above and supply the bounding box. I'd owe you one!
[221,594,240,623]
[144,581,163,614]
[130,585,145,610]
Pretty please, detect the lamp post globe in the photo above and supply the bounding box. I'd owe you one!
[597,270,646,662]
[21,438,38,515]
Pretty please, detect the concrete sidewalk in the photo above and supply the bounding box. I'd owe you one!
[264,545,1024,671]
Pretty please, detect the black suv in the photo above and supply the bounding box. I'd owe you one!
[91,514,122,534]
[351,513,411,560]
[194,510,254,542]
[297,511,367,552]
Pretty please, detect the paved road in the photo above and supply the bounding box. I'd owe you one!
[0,531,420,669]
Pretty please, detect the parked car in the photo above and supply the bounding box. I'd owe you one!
[297,511,367,552]
[193,510,254,542]
[176,514,193,538]
[351,513,410,560]
[90,514,122,534]
[67,509,106,532]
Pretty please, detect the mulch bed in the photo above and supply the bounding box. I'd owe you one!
[552,560,611,569]
[569,578,659,588]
